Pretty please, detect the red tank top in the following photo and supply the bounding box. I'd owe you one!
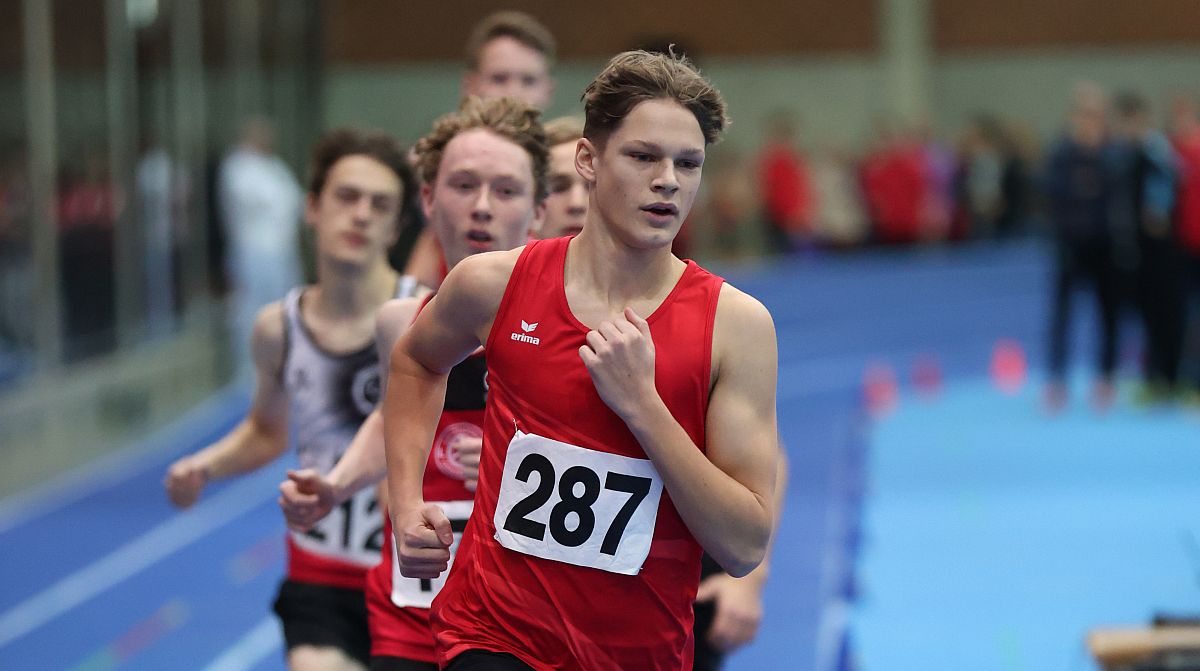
[366,341,483,661]
[432,236,724,670]
[1174,128,1200,252]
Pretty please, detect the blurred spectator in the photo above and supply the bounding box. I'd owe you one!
[997,121,1040,237]
[952,115,1005,240]
[861,120,927,245]
[706,149,756,258]
[58,149,121,361]
[0,144,31,355]
[1112,91,1184,400]
[757,112,814,253]
[1043,83,1122,411]
[1171,94,1200,397]
[916,121,954,242]
[136,138,188,337]
[810,144,868,248]
[217,117,303,377]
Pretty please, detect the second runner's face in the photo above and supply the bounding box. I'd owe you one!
[423,128,543,268]
[581,98,705,250]
[539,141,587,239]
[465,36,553,110]
[306,154,402,268]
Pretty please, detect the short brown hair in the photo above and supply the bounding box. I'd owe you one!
[582,49,729,146]
[544,116,584,147]
[415,96,549,202]
[307,128,417,226]
[465,11,556,70]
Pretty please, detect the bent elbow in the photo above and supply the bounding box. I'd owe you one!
[719,525,771,578]
[724,544,767,578]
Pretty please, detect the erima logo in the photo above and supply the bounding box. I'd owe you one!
[511,320,540,345]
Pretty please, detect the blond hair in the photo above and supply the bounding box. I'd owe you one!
[415,96,549,202]
[582,49,728,146]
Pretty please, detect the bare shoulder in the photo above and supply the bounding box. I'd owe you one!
[715,282,775,339]
[439,247,525,313]
[712,283,777,378]
[377,295,423,331]
[447,247,524,291]
[250,301,287,376]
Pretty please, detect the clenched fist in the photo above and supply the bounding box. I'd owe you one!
[164,455,209,509]
[578,307,657,422]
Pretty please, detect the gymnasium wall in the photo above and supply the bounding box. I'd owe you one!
[322,47,1200,156]
[320,0,1200,154]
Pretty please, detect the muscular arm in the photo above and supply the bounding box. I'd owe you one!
[384,251,514,577]
[697,443,789,651]
[582,286,778,577]
[166,303,289,508]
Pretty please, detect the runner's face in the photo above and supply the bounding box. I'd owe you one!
[538,141,587,239]
[465,36,553,110]
[423,128,543,269]
[580,98,705,250]
[306,154,402,268]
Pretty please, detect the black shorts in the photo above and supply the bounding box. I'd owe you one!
[693,553,727,671]
[272,579,371,666]
[693,597,726,671]
[444,650,535,671]
[369,657,437,671]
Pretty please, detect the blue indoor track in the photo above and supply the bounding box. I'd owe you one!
[3,238,1192,670]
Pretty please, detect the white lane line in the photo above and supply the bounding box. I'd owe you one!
[201,616,282,671]
[0,467,278,649]
[0,384,249,535]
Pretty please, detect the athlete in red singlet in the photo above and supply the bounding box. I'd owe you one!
[279,97,548,671]
[515,113,790,671]
[384,51,779,671]
[165,130,419,671]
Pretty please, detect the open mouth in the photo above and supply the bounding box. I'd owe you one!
[466,229,494,249]
[641,203,678,218]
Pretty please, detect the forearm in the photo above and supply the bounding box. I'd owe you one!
[382,357,449,512]
[327,410,388,504]
[196,418,286,479]
[626,398,773,577]
[743,447,789,586]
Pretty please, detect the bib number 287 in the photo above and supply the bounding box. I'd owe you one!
[493,430,663,575]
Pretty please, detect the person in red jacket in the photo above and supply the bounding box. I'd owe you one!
[386,49,779,671]
[1171,94,1200,396]
[757,112,814,254]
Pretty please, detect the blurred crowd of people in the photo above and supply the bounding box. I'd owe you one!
[698,109,1041,259]
[2,77,1200,402]
[1043,84,1200,408]
[694,85,1200,405]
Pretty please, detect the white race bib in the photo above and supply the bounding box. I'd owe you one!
[290,488,382,567]
[493,430,663,575]
[390,499,473,608]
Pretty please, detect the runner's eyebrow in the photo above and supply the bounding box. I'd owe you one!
[623,140,704,159]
